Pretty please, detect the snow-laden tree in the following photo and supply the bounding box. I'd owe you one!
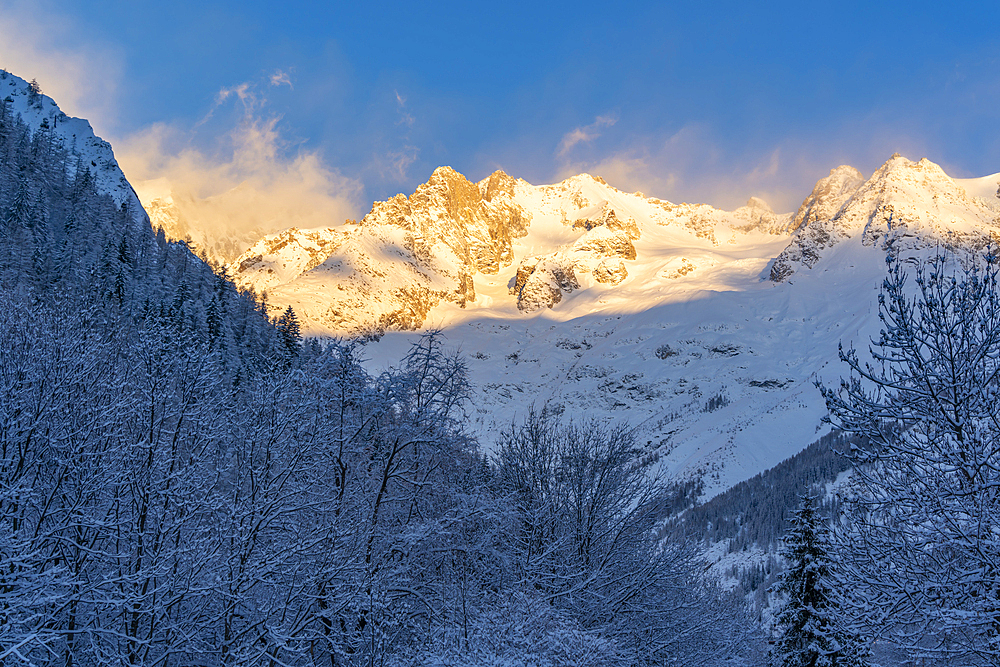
[770,495,866,667]
[823,252,1000,664]
[491,408,762,667]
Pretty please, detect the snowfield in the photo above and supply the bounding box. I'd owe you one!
[354,158,999,499]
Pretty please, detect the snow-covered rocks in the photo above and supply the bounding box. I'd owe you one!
[769,166,865,281]
[227,166,539,331]
[509,203,640,311]
[510,255,580,311]
[229,164,804,329]
[792,165,865,232]
[771,157,1000,282]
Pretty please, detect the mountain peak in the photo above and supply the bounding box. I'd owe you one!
[790,165,864,233]
[771,155,1000,282]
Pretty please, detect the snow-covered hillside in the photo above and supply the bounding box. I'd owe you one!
[222,155,1000,499]
[0,70,147,227]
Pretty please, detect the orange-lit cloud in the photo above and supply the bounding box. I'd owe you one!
[116,85,364,260]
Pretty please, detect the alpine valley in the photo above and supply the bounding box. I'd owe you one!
[144,140,1000,500]
[4,64,1000,665]
[8,62,1000,501]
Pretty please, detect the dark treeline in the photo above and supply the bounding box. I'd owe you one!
[0,88,760,665]
[665,431,854,552]
[662,431,855,612]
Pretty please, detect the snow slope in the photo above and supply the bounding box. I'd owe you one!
[340,156,1000,499]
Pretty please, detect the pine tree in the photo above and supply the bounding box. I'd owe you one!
[28,78,41,107]
[771,495,865,667]
[277,304,301,360]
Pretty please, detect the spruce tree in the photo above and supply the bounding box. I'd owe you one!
[771,495,865,667]
[277,304,301,360]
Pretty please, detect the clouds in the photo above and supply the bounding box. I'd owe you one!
[550,122,802,213]
[0,0,123,135]
[269,69,293,89]
[549,116,935,213]
[557,115,618,157]
[116,80,364,257]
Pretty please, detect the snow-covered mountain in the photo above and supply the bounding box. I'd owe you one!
[9,65,996,501]
[771,156,1000,281]
[0,70,147,228]
[221,155,1000,499]
[228,166,795,333]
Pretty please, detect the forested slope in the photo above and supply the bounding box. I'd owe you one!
[0,78,758,667]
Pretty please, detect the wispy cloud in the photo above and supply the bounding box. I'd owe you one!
[554,123,832,212]
[557,114,618,157]
[362,89,419,184]
[372,145,419,183]
[117,81,364,250]
[269,69,293,89]
[394,90,415,128]
[0,3,365,248]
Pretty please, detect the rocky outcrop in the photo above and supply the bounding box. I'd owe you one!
[363,166,531,278]
[571,205,640,239]
[791,166,864,233]
[572,226,637,260]
[770,165,867,281]
[510,203,641,311]
[510,256,580,311]
[771,157,1000,281]
[593,259,628,284]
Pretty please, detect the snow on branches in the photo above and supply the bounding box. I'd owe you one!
[824,251,1000,663]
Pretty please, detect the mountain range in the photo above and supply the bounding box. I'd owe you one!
[8,68,998,501]
[145,145,1000,498]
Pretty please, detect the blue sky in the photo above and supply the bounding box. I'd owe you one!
[1,0,998,216]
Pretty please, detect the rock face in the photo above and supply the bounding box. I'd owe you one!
[769,166,865,281]
[791,166,865,233]
[362,166,531,280]
[510,202,640,311]
[224,155,1000,334]
[770,158,1000,282]
[229,167,535,330]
